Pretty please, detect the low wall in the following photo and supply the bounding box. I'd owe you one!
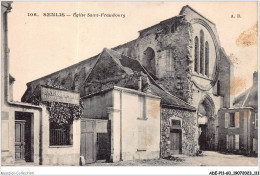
[41,106,81,166]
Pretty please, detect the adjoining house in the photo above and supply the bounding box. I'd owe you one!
[1,2,41,166]
[1,2,82,166]
[218,72,258,155]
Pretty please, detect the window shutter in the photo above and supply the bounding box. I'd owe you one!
[235,112,239,128]
[255,113,258,129]
[253,138,258,152]
[225,113,229,128]
[226,135,229,149]
[235,134,239,150]
[138,126,147,150]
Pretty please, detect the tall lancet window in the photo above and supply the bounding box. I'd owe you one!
[194,36,199,73]
[205,41,209,77]
[200,30,204,75]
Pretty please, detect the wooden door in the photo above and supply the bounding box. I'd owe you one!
[81,119,96,163]
[170,130,182,155]
[15,120,26,161]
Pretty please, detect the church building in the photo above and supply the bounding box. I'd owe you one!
[19,5,233,164]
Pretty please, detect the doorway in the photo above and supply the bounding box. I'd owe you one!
[15,112,34,163]
[199,124,207,150]
[81,119,96,163]
[80,119,110,163]
[170,129,182,155]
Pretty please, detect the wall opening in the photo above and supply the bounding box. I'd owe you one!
[143,47,156,76]
[197,96,215,151]
[15,112,34,163]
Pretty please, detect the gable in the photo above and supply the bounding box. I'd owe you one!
[85,50,127,84]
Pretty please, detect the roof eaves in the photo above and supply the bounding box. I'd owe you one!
[161,103,196,111]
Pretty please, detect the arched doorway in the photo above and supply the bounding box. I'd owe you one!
[197,96,215,151]
[143,47,156,76]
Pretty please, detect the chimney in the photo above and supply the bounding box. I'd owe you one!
[138,76,142,91]
[253,71,258,85]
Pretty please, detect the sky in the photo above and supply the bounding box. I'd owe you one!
[7,1,258,101]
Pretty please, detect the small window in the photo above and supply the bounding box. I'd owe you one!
[166,49,174,73]
[172,119,181,128]
[229,113,235,127]
[50,122,73,146]
[176,78,183,90]
[255,113,258,129]
[138,95,146,120]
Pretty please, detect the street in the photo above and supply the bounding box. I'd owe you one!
[87,151,258,166]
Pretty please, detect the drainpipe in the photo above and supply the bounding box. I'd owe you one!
[119,90,123,161]
[247,110,251,155]
[120,90,123,161]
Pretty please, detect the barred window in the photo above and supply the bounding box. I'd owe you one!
[49,122,73,146]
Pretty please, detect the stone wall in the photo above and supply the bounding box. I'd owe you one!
[161,107,198,157]
[113,16,194,103]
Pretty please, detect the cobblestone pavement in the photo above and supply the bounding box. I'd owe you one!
[86,151,258,166]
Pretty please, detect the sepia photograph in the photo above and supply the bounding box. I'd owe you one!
[1,1,258,175]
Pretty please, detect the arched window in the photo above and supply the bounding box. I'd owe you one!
[205,41,209,77]
[194,36,199,73]
[143,47,156,75]
[200,30,204,75]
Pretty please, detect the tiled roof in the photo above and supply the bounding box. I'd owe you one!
[103,48,195,111]
[233,84,258,109]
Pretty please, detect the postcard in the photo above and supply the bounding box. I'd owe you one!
[1,1,258,175]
